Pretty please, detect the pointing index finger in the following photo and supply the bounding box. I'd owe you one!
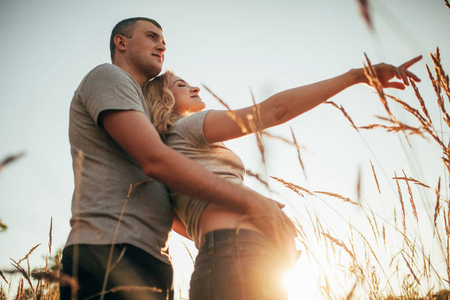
[399,55,423,70]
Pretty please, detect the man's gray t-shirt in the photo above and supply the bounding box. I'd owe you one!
[66,63,173,264]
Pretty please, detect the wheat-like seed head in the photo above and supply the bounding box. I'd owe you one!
[434,177,441,230]
[322,232,356,261]
[86,286,163,300]
[314,191,360,206]
[370,160,381,194]
[18,244,41,266]
[0,271,8,285]
[401,252,421,286]
[270,176,313,198]
[402,170,418,224]
[290,126,307,179]
[394,172,407,234]
[11,259,35,297]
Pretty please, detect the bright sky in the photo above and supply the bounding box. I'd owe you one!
[1,0,449,299]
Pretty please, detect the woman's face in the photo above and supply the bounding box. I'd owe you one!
[169,75,205,114]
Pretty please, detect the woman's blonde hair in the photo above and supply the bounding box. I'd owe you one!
[142,70,182,139]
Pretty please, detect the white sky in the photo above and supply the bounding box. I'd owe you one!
[1,0,449,298]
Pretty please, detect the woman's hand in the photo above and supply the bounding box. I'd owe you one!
[363,55,423,89]
[245,194,298,254]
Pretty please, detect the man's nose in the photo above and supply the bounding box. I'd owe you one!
[158,42,166,53]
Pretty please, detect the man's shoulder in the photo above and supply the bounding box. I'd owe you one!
[88,63,126,79]
[84,63,138,88]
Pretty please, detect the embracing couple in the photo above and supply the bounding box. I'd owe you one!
[60,17,422,300]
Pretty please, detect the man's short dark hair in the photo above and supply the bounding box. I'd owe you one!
[110,17,162,61]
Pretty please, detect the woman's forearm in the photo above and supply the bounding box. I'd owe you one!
[204,56,421,144]
[258,68,363,129]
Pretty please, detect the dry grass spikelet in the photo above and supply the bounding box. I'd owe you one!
[392,174,431,189]
[345,280,358,300]
[430,47,450,95]
[292,216,307,241]
[16,278,24,300]
[243,89,267,165]
[250,88,263,132]
[359,116,424,138]
[434,177,441,230]
[410,80,433,126]
[365,212,380,246]
[0,270,8,285]
[370,160,381,194]
[357,0,373,31]
[202,84,249,134]
[435,86,450,129]
[356,166,362,203]
[394,172,407,234]
[270,176,313,198]
[447,193,450,237]
[246,114,266,164]
[126,178,154,198]
[313,191,360,206]
[0,152,25,173]
[402,170,418,224]
[47,217,53,271]
[425,64,450,145]
[401,252,421,286]
[351,225,383,270]
[261,131,293,145]
[324,101,359,132]
[290,127,307,179]
[245,169,269,189]
[386,94,432,137]
[86,286,163,300]
[18,244,41,266]
[426,61,441,96]
[11,259,35,297]
[99,182,141,300]
[363,53,392,119]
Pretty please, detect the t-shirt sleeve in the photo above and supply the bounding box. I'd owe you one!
[173,110,211,147]
[79,64,147,126]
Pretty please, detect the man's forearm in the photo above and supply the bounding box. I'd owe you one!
[147,143,255,214]
[101,109,256,214]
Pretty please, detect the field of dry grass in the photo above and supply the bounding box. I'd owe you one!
[1,47,449,300]
[2,1,450,296]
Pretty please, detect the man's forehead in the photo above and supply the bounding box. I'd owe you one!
[135,20,162,33]
[135,21,165,43]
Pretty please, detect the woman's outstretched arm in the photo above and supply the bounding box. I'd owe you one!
[203,55,422,144]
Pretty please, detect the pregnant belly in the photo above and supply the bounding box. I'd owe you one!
[198,204,264,238]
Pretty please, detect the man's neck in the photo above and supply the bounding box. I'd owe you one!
[113,61,146,87]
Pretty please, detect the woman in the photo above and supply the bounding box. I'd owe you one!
[142,56,422,300]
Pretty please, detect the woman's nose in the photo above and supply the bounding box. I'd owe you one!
[191,86,200,93]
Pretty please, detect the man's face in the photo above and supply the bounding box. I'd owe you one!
[126,20,166,79]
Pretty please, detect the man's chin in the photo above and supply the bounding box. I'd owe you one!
[147,66,163,79]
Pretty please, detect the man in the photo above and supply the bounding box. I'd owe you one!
[61,17,295,300]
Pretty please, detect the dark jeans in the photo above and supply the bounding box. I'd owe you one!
[189,229,289,300]
[60,244,173,300]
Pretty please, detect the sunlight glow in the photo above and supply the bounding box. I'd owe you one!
[283,260,321,300]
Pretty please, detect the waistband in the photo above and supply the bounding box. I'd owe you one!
[198,228,273,251]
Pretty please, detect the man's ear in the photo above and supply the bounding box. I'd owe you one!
[114,35,127,52]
